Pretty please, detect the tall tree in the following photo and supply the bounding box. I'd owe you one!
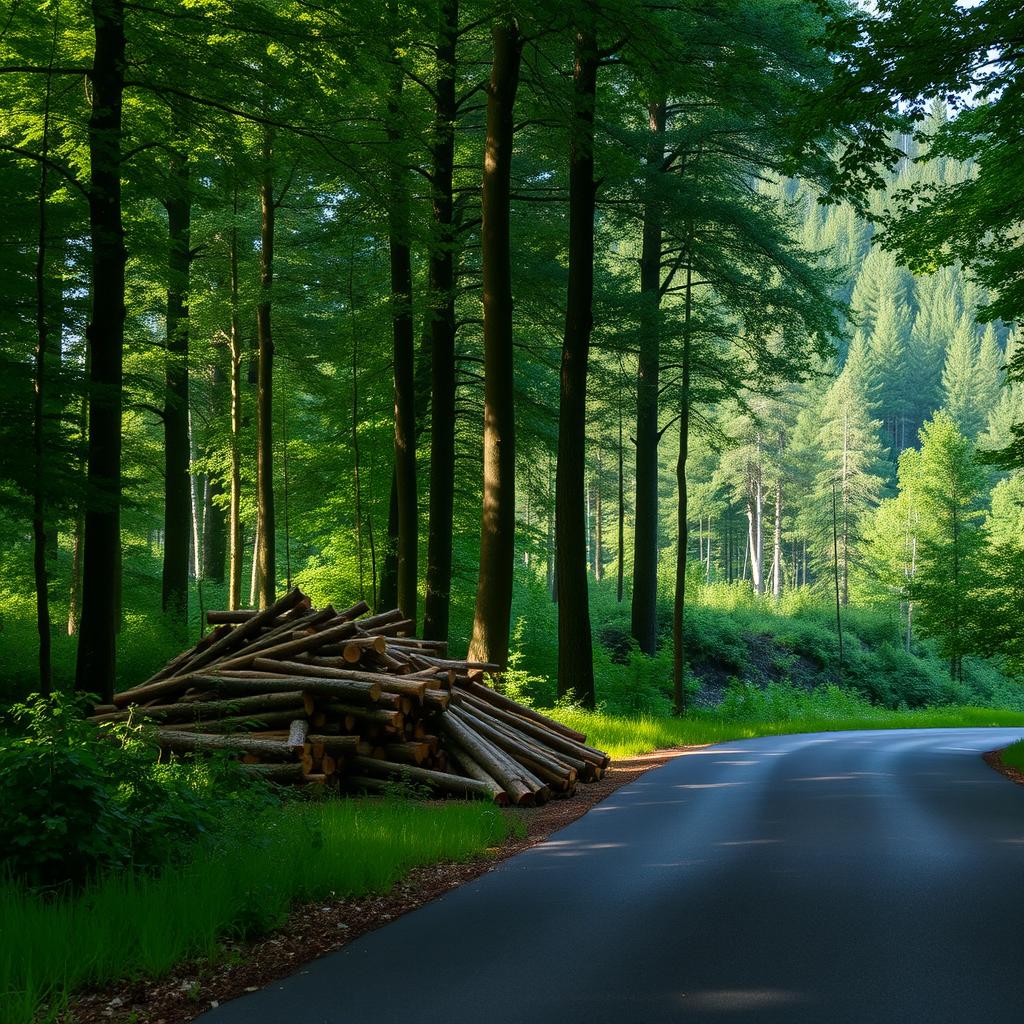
[555,6,599,707]
[255,127,276,609]
[468,15,523,669]
[422,0,460,641]
[160,117,192,627]
[75,0,127,702]
[630,97,666,656]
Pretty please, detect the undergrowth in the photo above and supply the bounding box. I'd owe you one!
[0,798,515,1024]
[1001,738,1024,772]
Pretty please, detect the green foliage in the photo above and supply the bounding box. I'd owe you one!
[551,693,1024,761]
[0,798,515,1024]
[0,693,273,888]
[1002,739,1024,773]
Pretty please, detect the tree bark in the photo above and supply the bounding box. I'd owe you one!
[205,471,226,583]
[468,19,523,669]
[75,0,126,703]
[161,132,191,628]
[387,66,418,627]
[256,130,276,609]
[423,0,459,642]
[772,480,782,601]
[32,40,56,694]
[555,16,598,708]
[593,448,603,582]
[227,183,243,609]
[672,263,692,716]
[630,98,666,656]
[617,400,625,603]
[379,469,399,611]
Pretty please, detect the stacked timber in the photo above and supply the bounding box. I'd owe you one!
[90,589,610,806]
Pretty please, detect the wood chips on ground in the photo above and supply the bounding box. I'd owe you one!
[65,746,693,1024]
[984,747,1024,787]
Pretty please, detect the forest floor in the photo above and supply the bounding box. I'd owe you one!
[63,746,693,1024]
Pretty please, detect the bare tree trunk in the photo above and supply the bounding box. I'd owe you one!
[555,14,598,708]
[348,254,369,604]
[386,63,418,627]
[68,375,88,636]
[772,481,782,601]
[617,400,625,603]
[631,97,667,656]
[227,184,243,609]
[32,31,57,693]
[255,130,276,609]
[468,18,523,669]
[76,0,127,703]
[672,262,693,716]
[423,0,459,641]
[161,129,191,629]
[594,448,603,582]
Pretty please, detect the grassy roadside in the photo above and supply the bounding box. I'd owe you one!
[548,686,1024,759]
[1001,739,1024,771]
[0,798,516,1024]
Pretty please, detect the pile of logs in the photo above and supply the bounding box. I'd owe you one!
[90,589,610,807]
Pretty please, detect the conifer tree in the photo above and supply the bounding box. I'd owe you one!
[909,413,985,680]
[941,317,984,438]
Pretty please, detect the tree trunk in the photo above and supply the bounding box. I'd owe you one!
[594,448,603,582]
[205,470,226,583]
[617,400,624,603]
[379,470,399,611]
[468,18,523,669]
[423,0,459,642]
[256,131,276,609]
[387,66,418,627]
[555,16,598,708]
[227,183,243,609]
[161,134,191,628]
[348,253,370,605]
[772,480,782,601]
[631,98,667,656]
[75,0,126,703]
[672,263,692,716]
[32,47,55,694]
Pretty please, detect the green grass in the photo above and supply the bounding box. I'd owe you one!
[1002,738,1024,772]
[550,687,1024,759]
[0,797,516,1024]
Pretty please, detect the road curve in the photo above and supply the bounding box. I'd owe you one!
[197,729,1024,1023]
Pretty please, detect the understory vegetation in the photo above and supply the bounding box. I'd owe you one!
[0,784,514,1024]
[1001,739,1024,773]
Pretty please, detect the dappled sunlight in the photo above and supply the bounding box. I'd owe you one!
[674,782,749,790]
[679,989,813,1010]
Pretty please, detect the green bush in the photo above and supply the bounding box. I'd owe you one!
[0,693,274,888]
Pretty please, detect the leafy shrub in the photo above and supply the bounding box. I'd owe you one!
[0,693,275,888]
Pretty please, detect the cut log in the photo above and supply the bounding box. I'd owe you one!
[156,730,295,759]
[205,609,258,624]
[193,672,382,703]
[90,690,304,725]
[437,713,535,806]
[287,719,309,750]
[351,756,506,802]
[305,734,359,753]
[238,762,305,782]
[456,676,589,743]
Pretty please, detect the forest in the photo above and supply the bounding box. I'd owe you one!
[1,0,1023,715]
[3,1,1024,1021]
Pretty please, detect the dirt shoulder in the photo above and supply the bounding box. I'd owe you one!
[984,747,1024,787]
[66,746,694,1024]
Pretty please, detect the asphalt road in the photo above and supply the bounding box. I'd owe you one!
[197,729,1024,1024]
